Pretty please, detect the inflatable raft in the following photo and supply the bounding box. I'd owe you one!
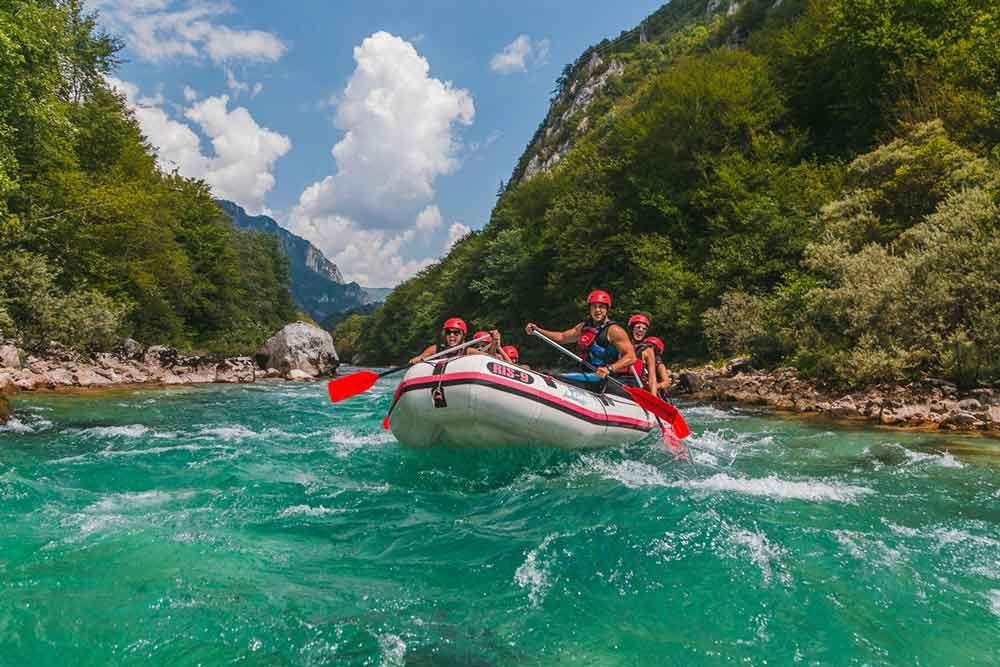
[386,354,657,449]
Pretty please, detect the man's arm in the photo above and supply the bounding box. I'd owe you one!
[596,324,636,378]
[408,344,437,365]
[642,348,658,395]
[524,322,583,345]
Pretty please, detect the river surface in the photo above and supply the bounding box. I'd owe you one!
[1,374,999,665]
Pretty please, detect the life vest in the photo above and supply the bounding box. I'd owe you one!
[577,319,621,369]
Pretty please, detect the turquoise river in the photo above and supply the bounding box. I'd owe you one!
[1,373,999,665]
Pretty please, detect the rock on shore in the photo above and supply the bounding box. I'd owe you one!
[257,322,339,379]
[673,360,1000,433]
[0,340,257,391]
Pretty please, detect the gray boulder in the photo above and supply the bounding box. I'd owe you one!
[258,322,339,378]
[216,357,256,384]
[0,344,21,369]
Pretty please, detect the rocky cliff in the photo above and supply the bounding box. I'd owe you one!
[217,200,386,322]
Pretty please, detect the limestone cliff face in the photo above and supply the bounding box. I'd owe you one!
[217,200,382,323]
[506,0,746,189]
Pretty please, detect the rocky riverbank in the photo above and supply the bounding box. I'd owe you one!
[673,359,1000,434]
[0,322,339,424]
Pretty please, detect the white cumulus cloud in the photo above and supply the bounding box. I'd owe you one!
[415,205,443,231]
[108,77,290,213]
[446,222,471,251]
[287,31,474,285]
[93,0,286,64]
[490,35,551,74]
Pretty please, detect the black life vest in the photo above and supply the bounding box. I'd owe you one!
[578,319,621,369]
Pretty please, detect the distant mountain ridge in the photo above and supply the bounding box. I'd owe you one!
[216,200,390,323]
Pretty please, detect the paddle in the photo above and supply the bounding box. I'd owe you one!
[530,329,691,439]
[326,338,482,403]
[630,367,691,462]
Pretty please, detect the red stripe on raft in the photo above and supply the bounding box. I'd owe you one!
[396,371,655,430]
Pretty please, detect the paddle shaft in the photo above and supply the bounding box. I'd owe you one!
[377,337,482,379]
[530,328,631,389]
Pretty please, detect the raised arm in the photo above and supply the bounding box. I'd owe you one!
[524,322,584,345]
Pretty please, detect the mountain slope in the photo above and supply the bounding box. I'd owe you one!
[217,200,377,322]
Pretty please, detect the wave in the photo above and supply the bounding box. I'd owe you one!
[196,425,257,441]
[574,457,670,488]
[727,527,791,587]
[81,424,151,439]
[277,504,346,518]
[678,473,873,503]
[514,532,559,608]
[988,591,1000,618]
[88,489,199,513]
[0,415,53,434]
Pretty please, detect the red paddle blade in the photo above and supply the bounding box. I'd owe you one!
[624,386,691,439]
[326,371,380,403]
[382,416,390,430]
[659,422,688,461]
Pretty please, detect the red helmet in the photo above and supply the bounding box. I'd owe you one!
[472,330,492,344]
[645,336,665,355]
[587,290,612,307]
[502,345,519,362]
[628,313,650,329]
[442,317,467,335]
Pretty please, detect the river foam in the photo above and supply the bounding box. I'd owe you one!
[678,473,873,503]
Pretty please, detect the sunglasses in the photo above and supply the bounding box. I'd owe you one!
[443,329,463,336]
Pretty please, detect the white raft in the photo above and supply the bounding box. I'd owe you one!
[387,354,656,449]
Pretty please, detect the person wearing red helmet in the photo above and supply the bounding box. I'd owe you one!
[409,317,468,364]
[644,335,672,398]
[524,289,636,392]
[466,329,515,363]
[627,313,659,397]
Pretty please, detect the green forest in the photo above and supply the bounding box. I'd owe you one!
[0,0,297,355]
[344,0,1000,389]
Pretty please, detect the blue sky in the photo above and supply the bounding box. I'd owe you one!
[97,0,665,286]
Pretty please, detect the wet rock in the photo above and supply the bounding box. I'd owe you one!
[216,357,255,384]
[0,396,9,424]
[828,395,860,419]
[725,357,753,375]
[116,337,145,360]
[73,368,112,387]
[258,322,339,378]
[940,411,985,430]
[263,368,282,379]
[286,369,311,381]
[0,344,22,369]
[957,398,982,411]
[143,345,178,369]
[989,406,1000,425]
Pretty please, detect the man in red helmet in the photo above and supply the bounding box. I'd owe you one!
[409,317,468,364]
[525,290,636,393]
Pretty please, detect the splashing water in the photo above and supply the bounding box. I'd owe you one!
[1,378,998,664]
